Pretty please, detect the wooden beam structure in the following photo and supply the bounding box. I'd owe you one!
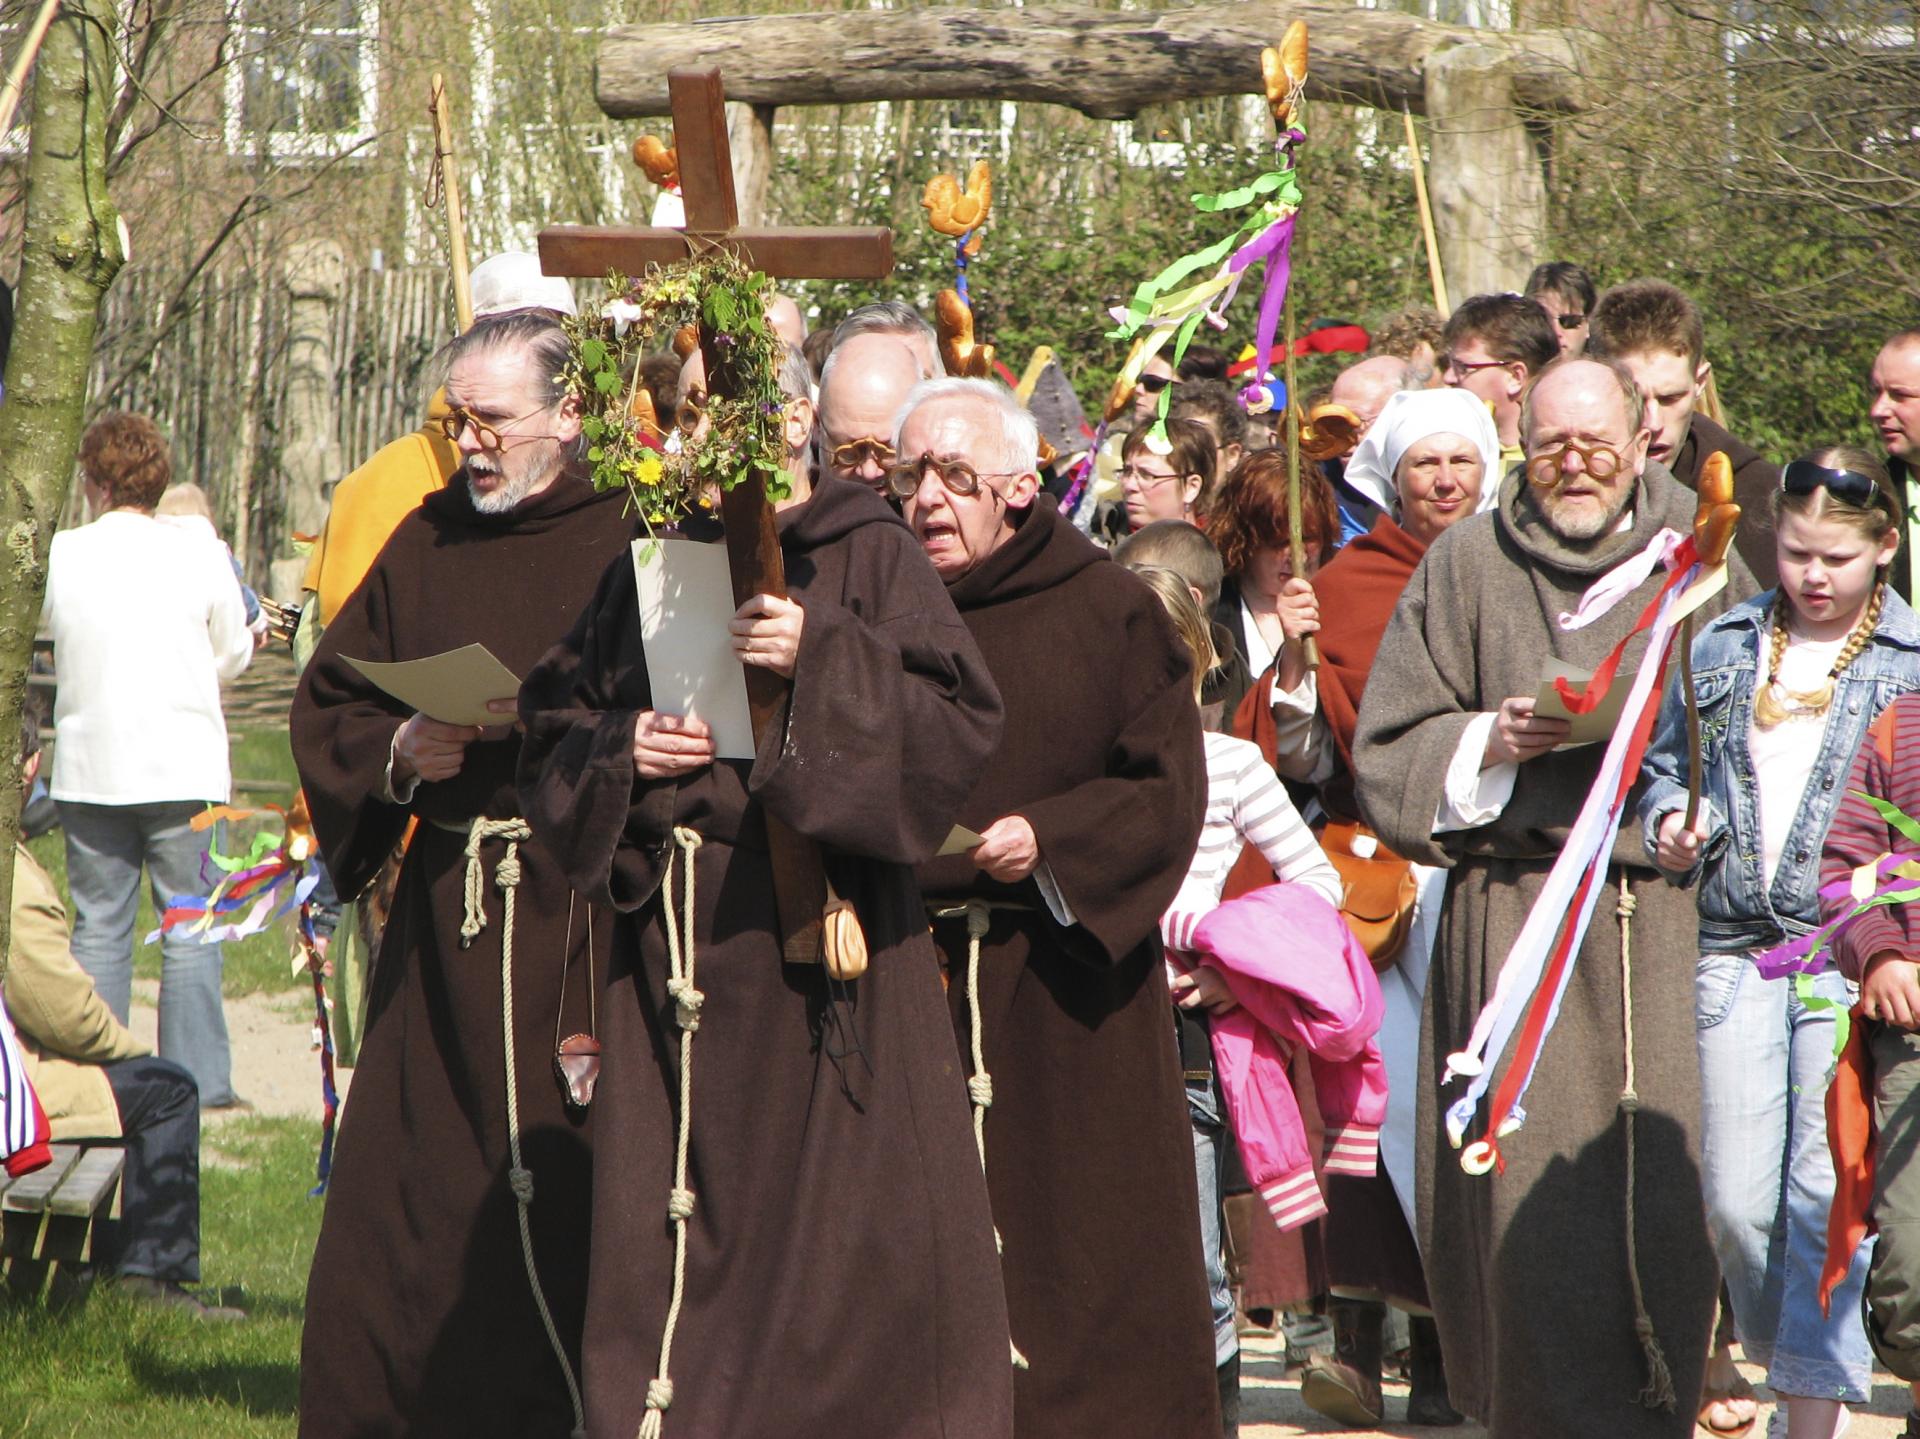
[595,2,1586,123]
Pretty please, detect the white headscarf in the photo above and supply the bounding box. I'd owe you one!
[1340,388,1504,519]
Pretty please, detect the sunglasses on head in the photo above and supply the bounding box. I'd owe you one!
[1781,458,1891,513]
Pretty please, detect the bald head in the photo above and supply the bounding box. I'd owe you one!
[818,333,925,488]
[1330,355,1411,435]
[765,292,806,350]
[1522,358,1652,542]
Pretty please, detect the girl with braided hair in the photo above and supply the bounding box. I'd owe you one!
[1641,446,1916,1439]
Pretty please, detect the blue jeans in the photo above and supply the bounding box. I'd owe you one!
[1696,952,1871,1402]
[58,799,235,1107]
[1189,1078,1238,1366]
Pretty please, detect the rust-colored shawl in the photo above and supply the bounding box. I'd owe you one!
[1313,515,1429,816]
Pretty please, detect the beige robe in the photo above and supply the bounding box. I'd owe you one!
[1353,463,1755,1437]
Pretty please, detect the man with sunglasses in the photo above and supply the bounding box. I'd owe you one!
[1355,357,1754,1437]
[1439,294,1559,466]
[899,377,1219,1437]
[290,309,638,1437]
[1523,260,1597,359]
[816,331,936,492]
[1589,278,1780,586]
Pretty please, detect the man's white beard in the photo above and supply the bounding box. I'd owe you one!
[468,457,544,514]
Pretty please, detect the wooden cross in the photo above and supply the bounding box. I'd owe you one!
[538,67,895,966]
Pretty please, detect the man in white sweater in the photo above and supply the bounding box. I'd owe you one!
[41,412,252,1107]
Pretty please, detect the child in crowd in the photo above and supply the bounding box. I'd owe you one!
[1131,561,1344,1437]
[1645,448,1918,1439]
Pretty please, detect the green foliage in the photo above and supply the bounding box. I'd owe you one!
[561,254,790,523]
[0,1117,323,1437]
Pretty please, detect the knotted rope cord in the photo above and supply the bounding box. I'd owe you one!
[929,899,1030,1371]
[460,817,586,1439]
[1615,875,1677,1412]
[639,826,706,1439]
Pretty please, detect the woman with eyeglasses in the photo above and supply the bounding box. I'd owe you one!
[1642,448,1918,1439]
[1118,418,1217,534]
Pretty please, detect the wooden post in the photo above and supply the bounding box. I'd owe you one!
[428,74,473,332]
[1423,43,1548,297]
[1402,104,1451,318]
[0,0,60,138]
[727,102,776,229]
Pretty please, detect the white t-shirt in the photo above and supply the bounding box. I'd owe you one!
[41,512,253,805]
[1751,630,1848,888]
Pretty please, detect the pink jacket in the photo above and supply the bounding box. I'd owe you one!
[1188,884,1386,1232]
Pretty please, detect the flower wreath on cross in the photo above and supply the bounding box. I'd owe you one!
[560,249,792,528]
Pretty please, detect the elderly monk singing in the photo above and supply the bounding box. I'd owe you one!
[899,376,1218,1438]
[514,379,1014,1437]
[1353,357,1755,1438]
[291,311,638,1438]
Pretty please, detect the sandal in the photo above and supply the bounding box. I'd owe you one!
[1698,1373,1757,1438]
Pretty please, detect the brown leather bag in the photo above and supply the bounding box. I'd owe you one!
[1317,818,1418,970]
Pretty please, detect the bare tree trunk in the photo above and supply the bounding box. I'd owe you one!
[0,0,124,978]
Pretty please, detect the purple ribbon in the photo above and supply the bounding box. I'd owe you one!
[1751,852,1920,979]
[1246,222,1296,389]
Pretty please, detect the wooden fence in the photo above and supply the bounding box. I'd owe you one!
[84,263,457,588]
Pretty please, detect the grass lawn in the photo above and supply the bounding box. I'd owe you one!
[4,723,318,1437]
[0,1117,323,1438]
[27,726,308,1002]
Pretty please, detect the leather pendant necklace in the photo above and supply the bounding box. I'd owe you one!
[555,897,599,1111]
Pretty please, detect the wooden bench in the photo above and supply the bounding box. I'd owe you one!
[1,1142,125,1301]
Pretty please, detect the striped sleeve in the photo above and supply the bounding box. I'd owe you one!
[0,995,51,1178]
[1231,749,1343,910]
[1825,705,1918,982]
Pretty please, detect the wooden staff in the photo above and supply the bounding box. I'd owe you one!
[0,0,61,139]
[1684,453,1740,829]
[428,73,473,332]
[1402,105,1450,318]
[1284,299,1319,671]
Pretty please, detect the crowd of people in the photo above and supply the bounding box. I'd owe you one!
[9,245,1920,1439]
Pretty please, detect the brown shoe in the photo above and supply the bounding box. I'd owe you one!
[1300,1298,1384,1427]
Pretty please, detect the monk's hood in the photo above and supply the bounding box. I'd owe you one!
[1494,457,1698,579]
[776,473,912,550]
[945,497,1106,607]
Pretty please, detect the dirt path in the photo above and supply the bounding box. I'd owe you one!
[127,976,351,1125]
[130,979,1918,1436]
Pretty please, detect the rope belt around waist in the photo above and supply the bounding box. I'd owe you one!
[927,899,1032,1372]
[457,817,585,1439]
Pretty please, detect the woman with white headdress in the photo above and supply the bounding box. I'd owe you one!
[1267,384,1500,1429]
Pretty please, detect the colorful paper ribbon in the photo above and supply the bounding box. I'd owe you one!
[1445,535,1703,1175]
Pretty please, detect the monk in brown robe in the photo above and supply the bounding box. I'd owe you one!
[896,376,1218,1438]
[1354,359,1754,1437]
[292,312,637,1438]
[515,416,1015,1439]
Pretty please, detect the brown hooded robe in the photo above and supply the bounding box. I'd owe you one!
[917,498,1219,1439]
[515,476,1016,1439]
[291,472,636,1437]
[1353,462,1754,1437]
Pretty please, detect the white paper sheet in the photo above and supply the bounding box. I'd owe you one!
[344,644,521,727]
[633,537,756,761]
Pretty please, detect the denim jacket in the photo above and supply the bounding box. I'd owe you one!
[1639,588,1920,952]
